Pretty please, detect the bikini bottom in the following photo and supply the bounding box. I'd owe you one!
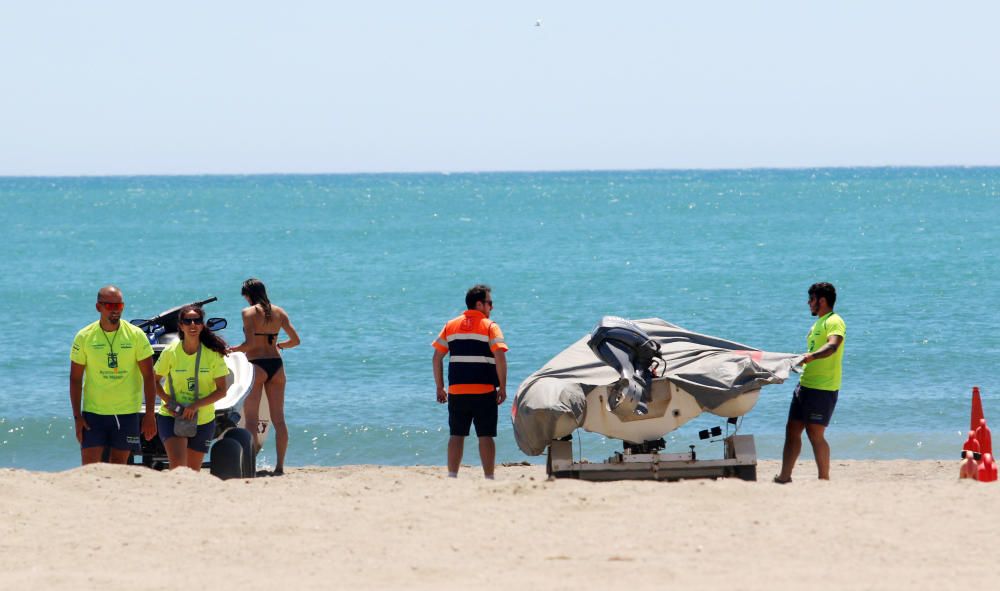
[249,357,284,381]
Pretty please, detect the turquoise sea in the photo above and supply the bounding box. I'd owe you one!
[2,168,998,471]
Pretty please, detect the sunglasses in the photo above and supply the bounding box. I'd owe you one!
[99,301,125,312]
[180,317,204,325]
[485,300,494,306]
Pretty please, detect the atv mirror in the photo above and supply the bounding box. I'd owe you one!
[206,317,227,331]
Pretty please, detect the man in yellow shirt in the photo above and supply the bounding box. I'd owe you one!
[776,282,846,483]
[69,286,157,465]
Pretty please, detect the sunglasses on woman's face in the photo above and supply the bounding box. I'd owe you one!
[180,317,204,326]
[99,301,125,312]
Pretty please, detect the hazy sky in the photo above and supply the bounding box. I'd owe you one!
[2,1,998,175]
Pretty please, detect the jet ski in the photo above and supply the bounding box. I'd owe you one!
[511,317,802,481]
[130,296,269,479]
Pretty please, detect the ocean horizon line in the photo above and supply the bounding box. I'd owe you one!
[2,163,999,180]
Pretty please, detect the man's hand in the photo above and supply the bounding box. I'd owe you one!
[496,387,507,405]
[141,411,157,441]
[798,336,841,366]
[432,350,447,404]
[74,415,89,444]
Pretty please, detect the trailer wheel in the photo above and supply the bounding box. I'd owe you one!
[210,438,245,480]
[224,428,256,478]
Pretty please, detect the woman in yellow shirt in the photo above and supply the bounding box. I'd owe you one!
[154,305,230,471]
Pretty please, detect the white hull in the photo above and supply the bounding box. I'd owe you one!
[581,378,760,443]
[222,352,271,445]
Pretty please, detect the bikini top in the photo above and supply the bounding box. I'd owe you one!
[255,332,278,345]
[252,307,279,345]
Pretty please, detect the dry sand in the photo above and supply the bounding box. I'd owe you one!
[1,460,995,590]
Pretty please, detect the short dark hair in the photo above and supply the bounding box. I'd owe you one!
[808,282,837,308]
[465,284,491,309]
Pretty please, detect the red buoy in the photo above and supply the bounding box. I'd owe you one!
[971,386,985,432]
[976,453,998,483]
[976,418,993,456]
[960,451,979,479]
[963,430,981,454]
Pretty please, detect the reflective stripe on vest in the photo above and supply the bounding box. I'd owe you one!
[445,319,499,392]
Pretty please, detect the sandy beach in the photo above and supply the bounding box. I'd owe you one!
[0,460,993,590]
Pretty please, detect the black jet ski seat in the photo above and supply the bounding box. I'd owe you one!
[587,316,662,419]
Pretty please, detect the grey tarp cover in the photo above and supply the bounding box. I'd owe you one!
[512,318,802,455]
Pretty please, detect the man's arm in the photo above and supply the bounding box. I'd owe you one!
[432,349,447,403]
[138,357,157,440]
[69,362,88,443]
[801,335,844,365]
[493,349,507,405]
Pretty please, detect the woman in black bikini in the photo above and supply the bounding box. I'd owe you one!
[229,278,300,475]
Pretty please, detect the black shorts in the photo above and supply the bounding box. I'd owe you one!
[156,414,216,453]
[788,384,839,426]
[448,392,498,437]
[80,412,142,452]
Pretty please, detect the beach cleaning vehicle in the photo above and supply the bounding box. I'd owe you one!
[512,316,802,481]
[129,297,271,479]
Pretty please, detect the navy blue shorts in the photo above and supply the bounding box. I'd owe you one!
[81,412,142,452]
[156,414,216,453]
[448,392,498,437]
[788,384,839,426]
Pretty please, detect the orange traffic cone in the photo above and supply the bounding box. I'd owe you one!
[976,418,993,456]
[971,386,985,432]
[963,430,981,454]
[960,450,979,479]
[976,453,998,482]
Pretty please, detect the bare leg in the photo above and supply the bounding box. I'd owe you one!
[806,424,831,480]
[81,447,105,465]
[778,419,805,482]
[107,448,131,464]
[243,367,268,454]
[265,369,288,475]
[478,437,496,478]
[185,449,207,472]
[163,437,188,470]
[448,436,464,475]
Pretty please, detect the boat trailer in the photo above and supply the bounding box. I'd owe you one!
[546,433,758,482]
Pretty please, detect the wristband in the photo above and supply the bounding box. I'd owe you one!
[173,404,184,414]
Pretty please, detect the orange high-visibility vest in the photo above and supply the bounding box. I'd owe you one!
[432,310,507,394]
